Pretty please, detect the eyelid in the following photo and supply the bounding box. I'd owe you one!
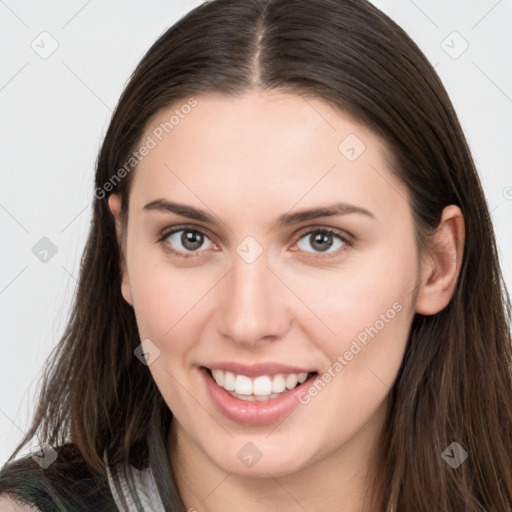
[158,224,217,259]
[294,225,353,245]
[290,225,353,257]
[158,223,214,243]
[158,223,353,258]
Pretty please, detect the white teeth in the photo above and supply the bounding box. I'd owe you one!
[271,374,286,393]
[209,368,311,399]
[223,371,235,391]
[212,369,224,386]
[297,372,308,384]
[234,375,252,395]
[285,374,298,390]
[252,376,273,396]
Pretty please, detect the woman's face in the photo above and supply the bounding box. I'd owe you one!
[110,90,421,477]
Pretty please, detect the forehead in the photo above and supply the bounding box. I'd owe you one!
[129,90,409,224]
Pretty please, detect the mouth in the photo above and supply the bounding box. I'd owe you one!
[204,367,317,401]
[200,365,318,425]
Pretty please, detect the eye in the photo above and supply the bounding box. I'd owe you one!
[160,227,216,258]
[295,228,350,254]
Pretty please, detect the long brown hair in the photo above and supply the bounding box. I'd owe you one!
[5,0,512,510]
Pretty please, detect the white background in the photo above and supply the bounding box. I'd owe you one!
[1,0,511,465]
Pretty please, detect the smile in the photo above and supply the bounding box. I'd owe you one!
[208,368,311,401]
[201,365,318,425]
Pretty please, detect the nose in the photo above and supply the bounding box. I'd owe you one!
[216,252,292,348]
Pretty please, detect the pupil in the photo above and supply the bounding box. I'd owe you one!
[182,231,203,250]
[312,232,333,252]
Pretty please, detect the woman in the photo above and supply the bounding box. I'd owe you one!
[1,0,511,510]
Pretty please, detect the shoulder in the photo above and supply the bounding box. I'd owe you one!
[0,443,118,511]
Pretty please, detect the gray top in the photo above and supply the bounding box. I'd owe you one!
[104,452,166,512]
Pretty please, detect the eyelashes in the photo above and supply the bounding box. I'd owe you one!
[294,227,349,254]
[158,225,353,260]
[159,227,216,259]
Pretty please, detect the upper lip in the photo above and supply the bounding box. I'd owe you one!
[202,362,315,377]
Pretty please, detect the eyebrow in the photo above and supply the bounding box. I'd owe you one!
[143,199,375,227]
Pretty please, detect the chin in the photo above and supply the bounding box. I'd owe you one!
[207,440,313,479]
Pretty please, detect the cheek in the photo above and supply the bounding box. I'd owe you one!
[280,252,417,461]
[288,240,418,381]
[125,250,212,413]
[125,241,209,341]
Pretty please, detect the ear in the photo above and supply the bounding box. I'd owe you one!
[108,193,133,306]
[415,205,465,315]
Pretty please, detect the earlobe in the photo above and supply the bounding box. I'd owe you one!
[107,193,133,306]
[415,205,465,315]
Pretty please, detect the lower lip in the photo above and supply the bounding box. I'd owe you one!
[201,367,317,425]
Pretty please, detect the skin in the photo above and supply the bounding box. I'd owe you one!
[108,90,464,511]
[0,496,39,511]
